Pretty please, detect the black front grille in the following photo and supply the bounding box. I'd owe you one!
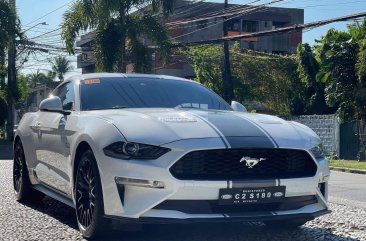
[170,149,317,180]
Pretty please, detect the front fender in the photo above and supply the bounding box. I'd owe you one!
[68,115,126,202]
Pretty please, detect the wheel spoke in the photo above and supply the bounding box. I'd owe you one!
[82,167,89,184]
[13,143,24,192]
[77,180,89,191]
[75,156,97,229]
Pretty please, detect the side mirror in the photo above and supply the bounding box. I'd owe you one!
[231,101,247,112]
[39,96,71,115]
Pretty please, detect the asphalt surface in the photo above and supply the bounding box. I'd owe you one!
[329,171,366,209]
[1,160,366,241]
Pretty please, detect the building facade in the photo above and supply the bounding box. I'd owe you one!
[76,1,304,78]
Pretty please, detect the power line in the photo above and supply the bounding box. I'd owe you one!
[29,28,62,40]
[25,0,75,26]
[171,0,286,40]
[167,0,269,27]
[173,11,366,47]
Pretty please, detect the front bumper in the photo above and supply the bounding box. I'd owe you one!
[105,209,331,224]
[93,138,330,220]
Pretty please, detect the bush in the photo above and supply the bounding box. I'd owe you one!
[0,94,7,126]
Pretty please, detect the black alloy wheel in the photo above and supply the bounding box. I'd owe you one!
[13,140,43,202]
[75,150,108,239]
[76,156,96,228]
[13,142,24,193]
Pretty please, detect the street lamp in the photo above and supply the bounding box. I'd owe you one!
[22,22,48,33]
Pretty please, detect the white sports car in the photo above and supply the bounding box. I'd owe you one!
[14,73,330,239]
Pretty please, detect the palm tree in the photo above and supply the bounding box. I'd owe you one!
[26,70,56,88]
[51,56,73,81]
[62,0,175,73]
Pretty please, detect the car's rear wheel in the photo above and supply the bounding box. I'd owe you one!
[264,219,307,229]
[13,140,44,202]
[75,150,108,239]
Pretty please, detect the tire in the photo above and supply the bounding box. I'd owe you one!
[75,150,108,239]
[264,219,307,229]
[13,140,44,202]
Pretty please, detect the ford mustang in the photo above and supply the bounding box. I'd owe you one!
[13,73,330,239]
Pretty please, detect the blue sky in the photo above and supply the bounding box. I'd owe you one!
[17,0,366,77]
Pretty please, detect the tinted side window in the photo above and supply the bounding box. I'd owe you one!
[53,82,75,110]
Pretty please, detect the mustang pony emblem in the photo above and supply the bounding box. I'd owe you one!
[240,156,266,168]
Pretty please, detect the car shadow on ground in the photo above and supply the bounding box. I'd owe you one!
[22,197,361,241]
[22,196,79,230]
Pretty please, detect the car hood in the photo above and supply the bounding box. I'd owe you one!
[90,108,320,149]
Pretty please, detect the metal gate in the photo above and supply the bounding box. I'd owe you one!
[340,121,366,161]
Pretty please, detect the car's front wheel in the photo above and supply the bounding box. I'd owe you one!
[75,150,108,239]
[13,140,44,202]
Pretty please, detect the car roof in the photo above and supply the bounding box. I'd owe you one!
[66,73,194,83]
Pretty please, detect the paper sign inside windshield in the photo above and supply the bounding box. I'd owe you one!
[84,79,100,84]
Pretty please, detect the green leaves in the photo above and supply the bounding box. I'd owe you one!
[62,0,175,72]
[51,56,73,81]
[94,19,124,72]
[26,70,56,88]
[186,43,297,116]
[295,19,366,122]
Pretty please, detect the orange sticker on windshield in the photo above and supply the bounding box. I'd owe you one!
[84,79,100,84]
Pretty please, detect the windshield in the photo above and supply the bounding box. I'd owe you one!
[80,77,231,111]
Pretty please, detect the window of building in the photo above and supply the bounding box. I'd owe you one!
[272,21,286,29]
[248,41,255,50]
[227,20,240,31]
[197,19,208,29]
[242,21,258,32]
[272,50,288,55]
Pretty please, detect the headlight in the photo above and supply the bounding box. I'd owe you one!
[103,141,170,160]
[309,144,325,159]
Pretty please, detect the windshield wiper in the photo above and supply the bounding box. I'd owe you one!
[108,106,129,109]
[87,106,129,111]
[175,105,205,110]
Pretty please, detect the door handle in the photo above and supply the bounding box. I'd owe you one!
[34,122,41,129]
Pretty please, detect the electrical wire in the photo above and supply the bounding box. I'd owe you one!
[24,0,75,26]
[171,0,287,40]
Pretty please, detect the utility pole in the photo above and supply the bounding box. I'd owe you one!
[6,0,16,141]
[222,0,234,103]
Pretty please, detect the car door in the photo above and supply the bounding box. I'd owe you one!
[33,82,75,195]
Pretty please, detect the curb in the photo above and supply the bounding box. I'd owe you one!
[330,166,366,175]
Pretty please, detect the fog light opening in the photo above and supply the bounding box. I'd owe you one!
[318,182,326,197]
[115,177,165,189]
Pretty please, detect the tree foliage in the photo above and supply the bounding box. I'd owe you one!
[51,56,73,81]
[295,20,366,122]
[26,70,56,88]
[62,0,174,72]
[0,90,7,126]
[0,0,22,127]
[295,43,334,115]
[187,43,298,116]
[16,75,31,107]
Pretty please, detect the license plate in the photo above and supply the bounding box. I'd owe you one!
[218,186,286,205]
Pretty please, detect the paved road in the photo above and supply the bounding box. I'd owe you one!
[1,160,366,241]
[329,171,366,209]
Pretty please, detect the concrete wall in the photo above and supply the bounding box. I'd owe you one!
[289,114,340,156]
